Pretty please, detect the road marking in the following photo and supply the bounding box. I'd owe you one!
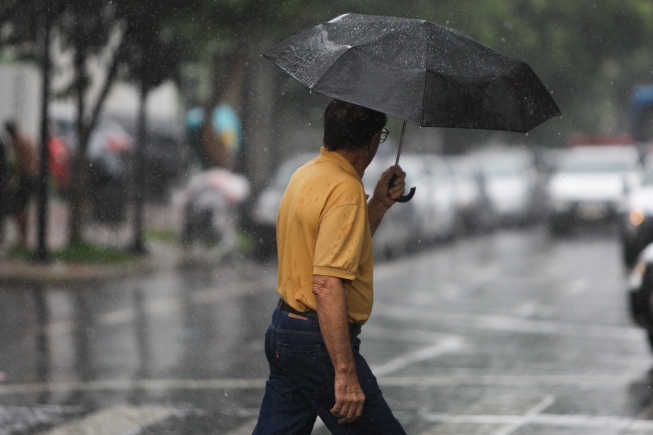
[363,324,460,344]
[493,395,555,435]
[39,405,174,435]
[420,412,653,431]
[371,337,463,377]
[419,394,556,435]
[373,304,643,341]
[378,374,636,387]
[0,374,638,396]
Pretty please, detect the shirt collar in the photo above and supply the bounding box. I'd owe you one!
[319,146,361,181]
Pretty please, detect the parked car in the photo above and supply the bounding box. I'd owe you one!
[626,242,653,353]
[545,145,641,235]
[363,154,425,259]
[414,154,458,243]
[475,148,543,226]
[445,154,497,234]
[250,153,314,260]
[362,153,458,257]
[620,164,653,266]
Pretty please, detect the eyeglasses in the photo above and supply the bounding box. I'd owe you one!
[379,128,389,143]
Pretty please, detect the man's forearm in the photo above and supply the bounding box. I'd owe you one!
[312,275,356,374]
[367,197,389,236]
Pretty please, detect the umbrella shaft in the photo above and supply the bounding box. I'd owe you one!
[394,120,407,167]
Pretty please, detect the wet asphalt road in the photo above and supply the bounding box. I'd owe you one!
[2,225,653,434]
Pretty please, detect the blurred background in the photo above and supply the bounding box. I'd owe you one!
[3,2,653,434]
[1,0,652,257]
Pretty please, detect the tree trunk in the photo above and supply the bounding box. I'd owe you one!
[67,43,87,247]
[130,85,148,254]
[36,0,51,262]
[240,37,279,189]
[66,28,125,247]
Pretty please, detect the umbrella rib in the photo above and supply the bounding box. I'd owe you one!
[309,46,353,92]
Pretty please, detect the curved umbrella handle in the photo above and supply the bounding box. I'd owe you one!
[388,174,416,203]
[396,187,416,203]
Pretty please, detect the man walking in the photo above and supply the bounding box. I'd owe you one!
[254,100,407,434]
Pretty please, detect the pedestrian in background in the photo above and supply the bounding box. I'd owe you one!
[253,100,407,434]
[4,121,38,248]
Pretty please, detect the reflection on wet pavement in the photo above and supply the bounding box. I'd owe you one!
[2,227,653,433]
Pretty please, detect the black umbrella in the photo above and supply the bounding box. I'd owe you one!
[264,13,561,202]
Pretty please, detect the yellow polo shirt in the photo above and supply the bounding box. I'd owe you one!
[276,147,374,324]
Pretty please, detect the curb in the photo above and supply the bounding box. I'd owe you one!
[0,258,155,286]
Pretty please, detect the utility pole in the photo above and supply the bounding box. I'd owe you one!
[36,0,51,262]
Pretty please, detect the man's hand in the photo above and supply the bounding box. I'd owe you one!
[313,275,365,424]
[372,165,406,208]
[331,371,365,424]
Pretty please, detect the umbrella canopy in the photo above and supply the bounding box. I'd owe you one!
[263,13,560,133]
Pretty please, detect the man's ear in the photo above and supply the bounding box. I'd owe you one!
[367,135,380,157]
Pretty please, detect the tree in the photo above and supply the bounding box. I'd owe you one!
[115,0,191,253]
[56,1,130,246]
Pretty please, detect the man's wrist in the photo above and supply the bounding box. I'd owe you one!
[368,196,390,213]
[335,365,358,376]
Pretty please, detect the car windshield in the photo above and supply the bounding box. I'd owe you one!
[558,154,635,174]
[481,157,528,178]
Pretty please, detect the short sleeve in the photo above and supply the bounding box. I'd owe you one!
[313,204,367,280]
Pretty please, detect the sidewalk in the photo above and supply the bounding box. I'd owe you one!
[0,197,186,285]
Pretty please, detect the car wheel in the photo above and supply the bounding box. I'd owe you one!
[639,265,653,353]
[623,238,642,268]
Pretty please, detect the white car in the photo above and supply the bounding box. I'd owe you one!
[363,153,458,257]
[445,154,497,234]
[546,145,641,235]
[362,155,420,258]
[418,154,458,242]
[475,149,543,226]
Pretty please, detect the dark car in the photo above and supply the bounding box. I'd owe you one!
[50,111,188,222]
[626,242,653,353]
[621,164,653,266]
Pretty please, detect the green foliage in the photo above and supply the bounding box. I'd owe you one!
[9,242,139,264]
[143,229,179,244]
[3,0,653,148]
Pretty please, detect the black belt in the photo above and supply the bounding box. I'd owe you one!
[278,298,318,319]
[277,298,362,335]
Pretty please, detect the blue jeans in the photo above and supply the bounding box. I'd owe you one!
[253,307,406,434]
